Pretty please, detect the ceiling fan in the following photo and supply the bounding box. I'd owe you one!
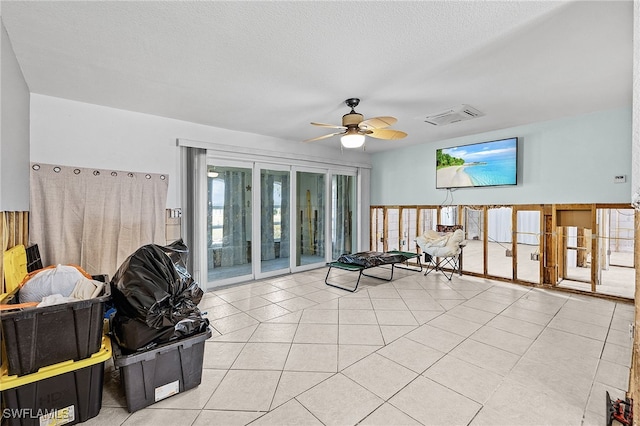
[304,98,407,149]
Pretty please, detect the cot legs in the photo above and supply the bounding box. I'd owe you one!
[325,264,396,292]
[325,266,363,292]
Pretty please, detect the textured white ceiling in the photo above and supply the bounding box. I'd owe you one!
[1,1,633,153]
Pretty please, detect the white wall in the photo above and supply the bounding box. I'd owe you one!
[0,19,30,211]
[30,94,371,208]
[371,107,632,206]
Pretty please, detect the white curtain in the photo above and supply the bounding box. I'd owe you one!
[516,211,540,245]
[29,163,168,277]
[332,175,353,258]
[487,208,540,244]
[488,208,512,243]
[181,146,207,285]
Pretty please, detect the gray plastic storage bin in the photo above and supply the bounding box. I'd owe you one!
[112,328,212,412]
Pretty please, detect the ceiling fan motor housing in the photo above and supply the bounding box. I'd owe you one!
[342,112,364,127]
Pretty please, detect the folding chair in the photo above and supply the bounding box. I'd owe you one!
[416,228,465,280]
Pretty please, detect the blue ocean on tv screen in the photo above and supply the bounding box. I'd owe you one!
[441,138,517,187]
[465,157,516,186]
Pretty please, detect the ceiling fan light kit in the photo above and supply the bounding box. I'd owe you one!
[340,129,366,148]
[305,98,407,149]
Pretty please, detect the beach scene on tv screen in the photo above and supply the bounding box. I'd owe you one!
[436,138,517,188]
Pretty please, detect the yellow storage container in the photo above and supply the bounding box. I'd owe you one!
[3,245,27,298]
[0,337,111,426]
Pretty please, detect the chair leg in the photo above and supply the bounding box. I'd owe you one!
[423,253,438,276]
[423,255,460,280]
[439,256,460,280]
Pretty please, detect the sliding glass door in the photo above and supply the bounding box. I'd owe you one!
[294,169,327,269]
[199,157,360,286]
[331,174,357,259]
[206,161,253,286]
[257,166,291,278]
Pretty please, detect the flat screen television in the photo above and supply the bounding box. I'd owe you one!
[436,137,518,189]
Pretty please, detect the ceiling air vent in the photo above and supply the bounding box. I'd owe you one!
[424,104,484,126]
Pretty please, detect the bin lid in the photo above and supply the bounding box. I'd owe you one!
[0,336,112,391]
[3,245,27,295]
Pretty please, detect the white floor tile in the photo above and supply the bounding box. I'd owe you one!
[203,341,245,369]
[339,324,384,345]
[231,342,291,370]
[252,399,324,425]
[427,312,483,337]
[338,344,382,370]
[193,410,263,425]
[296,373,384,426]
[379,325,418,344]
[205,370,281,411]
[478,377,583,425]
[300,309,338,324]
[470,325,534,355]
[249,323,298,343]
[284,343,338,372]
[120,408,200,426]
[404,323,465,353]
[389,376,481,426]
[377,336,445,373]
[342,353,418,400]
[449,339,520,376]
[423,355,503,404]
[270,371,333,409]
[294,323,339,344]
[358,403,422,425]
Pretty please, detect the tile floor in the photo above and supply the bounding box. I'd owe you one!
[89,266,633,425]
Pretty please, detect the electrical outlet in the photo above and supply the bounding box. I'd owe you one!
[614,175,626,183]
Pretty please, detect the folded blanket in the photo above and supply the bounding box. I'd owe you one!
[416,229,465,257]
[418,230,449,248]
[337,251,409,268]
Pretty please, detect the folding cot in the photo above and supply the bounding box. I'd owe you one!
[324,250,421,292]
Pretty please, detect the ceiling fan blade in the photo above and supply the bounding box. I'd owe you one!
[303,131,344,143]
[368,129,407,140]
[359,116,397,130]
[311,122,347,130]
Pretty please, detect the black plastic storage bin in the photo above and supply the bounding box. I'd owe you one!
[0,275,110,377]
[113,328,212,412]
[0,337,111,426]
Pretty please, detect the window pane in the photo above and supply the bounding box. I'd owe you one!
[296,171,325,266]
[260,169,290,273]
[332,175,356,259]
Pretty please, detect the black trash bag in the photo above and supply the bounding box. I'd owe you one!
[110,239,209,351]
[111,312,208,353]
